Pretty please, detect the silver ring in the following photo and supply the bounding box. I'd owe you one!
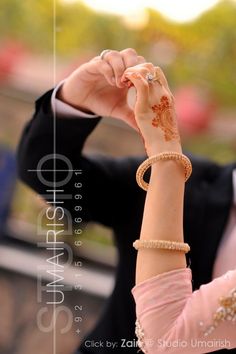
[146,70,163,85]
[100,49,112,60]
[146,72,154,83]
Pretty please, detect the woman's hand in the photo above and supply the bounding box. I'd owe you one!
[121,63,182,156]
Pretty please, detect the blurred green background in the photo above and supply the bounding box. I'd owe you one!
[0,0,236,105]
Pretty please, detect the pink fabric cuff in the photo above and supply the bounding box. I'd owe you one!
[132,268,192,317]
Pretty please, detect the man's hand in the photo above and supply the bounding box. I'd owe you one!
[58,48,145,130]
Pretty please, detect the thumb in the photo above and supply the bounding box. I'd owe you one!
[119,103,139,131]
[124,105,139,131]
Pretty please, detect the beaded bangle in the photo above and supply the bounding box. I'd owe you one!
[133,239,190,253]
[136,152,192,191]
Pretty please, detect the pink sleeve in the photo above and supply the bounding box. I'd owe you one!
[132,268,236,353]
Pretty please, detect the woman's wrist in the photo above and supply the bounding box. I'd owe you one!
[146,141,182,157]
[150,159,186,181]
[136,117,182,156]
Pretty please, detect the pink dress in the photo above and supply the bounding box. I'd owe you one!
[132,268,236,353]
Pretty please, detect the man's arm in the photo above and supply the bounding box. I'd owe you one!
[17,89,144,228]
[17,49,148,228]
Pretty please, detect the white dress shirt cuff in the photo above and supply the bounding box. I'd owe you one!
[51,80,99,119]
[232,169,236,206]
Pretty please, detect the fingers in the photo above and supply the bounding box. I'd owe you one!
[137,56,146,64]
[122,62,155,80]
[120,48,140,67]
[103,50,126,87]
[121,62,155,87]
[154,66,174,100]
[125,72,149,113]
[125,63,173,102]
[100,48,146,88]
[89,49,154,90]
[121,63,175,117]
[97,60,116,86]
[85,57,116,86]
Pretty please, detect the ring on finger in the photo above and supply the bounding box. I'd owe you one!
[145,71,162,85]
[100,49,112,60]
[146,72,155,83]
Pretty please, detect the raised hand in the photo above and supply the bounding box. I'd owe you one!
[121,63,182,155]
[57,48,145,130]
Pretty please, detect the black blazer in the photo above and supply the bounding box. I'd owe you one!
[17,90,236,354]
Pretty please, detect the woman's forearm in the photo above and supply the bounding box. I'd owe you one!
[136,159,187,284]
[121,63,188,285]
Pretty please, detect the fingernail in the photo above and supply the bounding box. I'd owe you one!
[111,77,116,84]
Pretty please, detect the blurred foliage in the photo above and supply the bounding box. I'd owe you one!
[0,0,236,106]
[184,135,236,163]
[80,224,113,246]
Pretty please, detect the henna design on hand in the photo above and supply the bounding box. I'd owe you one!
[151,96,180,141]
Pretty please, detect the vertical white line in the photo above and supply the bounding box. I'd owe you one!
[53,1,57,354]
[53,0,57,155]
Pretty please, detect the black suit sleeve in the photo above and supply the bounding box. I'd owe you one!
[17,89,144,229]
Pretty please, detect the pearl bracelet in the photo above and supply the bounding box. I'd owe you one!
[133,239,190,253]
[136,152,192,191]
